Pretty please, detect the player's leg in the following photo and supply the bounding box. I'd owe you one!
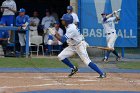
[103,35,111,61]
[58,46,75,69]
[58,41,63,52]
[18,33,26,55]
[46,35,54,55]
[109,34,121,61]
[6,15,15,43]
[76,41,106,78]
[103,50,111,62]
[58,46,78,77]
[1,16,7,25]
[1,40,8,56]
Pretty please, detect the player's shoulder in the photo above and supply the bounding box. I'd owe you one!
[42,16,48,19]
[2,1,7,4]
[16,15,20,19]
[25,15,30,18]
[71,12,77,15]
[50,16,55,19]
[11,0,16,4]
[67,24,77,31]
[58,28,63,33]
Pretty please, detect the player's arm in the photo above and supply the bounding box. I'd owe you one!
[105,13,114,19]
[49,28,68,43]
[114,11,120,21]
[7,7,17,13]
[54,31,67,43]
[1,2,5,12]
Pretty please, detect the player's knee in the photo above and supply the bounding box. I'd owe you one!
[84,61,90,66]
[47,40,53,45]
[82,59,91,66]
[58,53,65,61]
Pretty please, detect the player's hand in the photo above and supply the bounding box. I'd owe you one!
[113,11,117,14]
[48,28,56,35]
[17,27,22,30]
[22,24,26,27]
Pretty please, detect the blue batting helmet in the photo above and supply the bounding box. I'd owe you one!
[67,6,73,11]
[19,8,26,13]
[61,14,73,24]
[54,20,60,25]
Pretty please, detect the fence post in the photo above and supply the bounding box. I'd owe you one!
[26,30,29,58]
[121,47,125,58]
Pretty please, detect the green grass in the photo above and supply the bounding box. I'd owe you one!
[0,58,78,68]
[116,48,140,54]
[116,62,140,69]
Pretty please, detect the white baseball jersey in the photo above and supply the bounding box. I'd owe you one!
[41,16,55,30]
[64,24,83,46]
[30,17,40,26]
[1,0,17,15]
[30,17,40,31]
[70,12,79,24]
[102,17,116,34]
[57,28,63,37]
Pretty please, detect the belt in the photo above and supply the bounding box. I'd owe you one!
[106,32,114,35]
[72,40,84,46]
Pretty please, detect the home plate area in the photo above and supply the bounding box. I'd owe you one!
[0,73,139,93]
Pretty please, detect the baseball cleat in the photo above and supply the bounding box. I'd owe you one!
[116,56,121,61]
[98,73,106,78]
[102,58,108,62]
[68,66,78,77]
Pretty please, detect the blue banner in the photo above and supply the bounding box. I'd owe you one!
[79,0,137,47]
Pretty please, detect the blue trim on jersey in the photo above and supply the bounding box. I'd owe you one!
[60,36,67,43]
[64,35,69,39]
[103,17,107,22]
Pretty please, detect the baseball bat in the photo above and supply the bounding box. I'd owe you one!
[88,46,114,51]
[117,9,121,12]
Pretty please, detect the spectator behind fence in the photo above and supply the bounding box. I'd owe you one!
[50,8,59,21]
[41,9,55,31]
[67,6,79,25]
[45,20,63,55]
[0,21,9,56]
[42,9,55,51]
[29,11,40,37]
[16,8,30,56]
[0,0,17,42]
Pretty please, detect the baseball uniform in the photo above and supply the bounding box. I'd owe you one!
[1,0,17,26]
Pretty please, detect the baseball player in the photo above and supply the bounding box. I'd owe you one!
[49,14,106,78]
[42,9,55,45]
[67,6,79,25]
[1,0,17,42]
[16,8,30,56]
[29,11,40,37]
[0,21,9,56]
[101,11,121,62]
[45,21,63,55]
[41,9,55,30]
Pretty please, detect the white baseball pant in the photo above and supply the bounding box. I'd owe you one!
[58,41,91,66]
[106,33,117,49]
[18,33,30,46]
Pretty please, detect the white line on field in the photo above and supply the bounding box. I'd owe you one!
[0,83,135,89]
[78,79,98,82]
[0,75,98,79]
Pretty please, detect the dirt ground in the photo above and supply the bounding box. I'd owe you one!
[0,73,139,93]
